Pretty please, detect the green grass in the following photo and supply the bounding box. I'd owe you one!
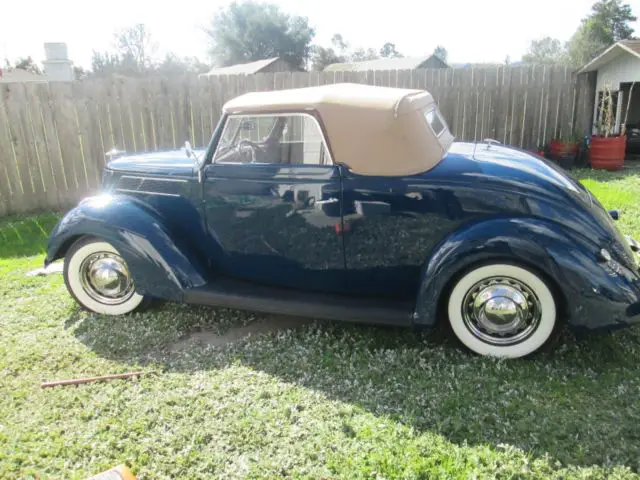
[1,169,640,479]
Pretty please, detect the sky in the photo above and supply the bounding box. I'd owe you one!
[2,0,639,68]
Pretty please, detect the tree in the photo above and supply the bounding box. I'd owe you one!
[380,42,402,58]
[14,56,41,74]
[73,66,88,80]
[115,23,157,72]
[156,54,210,75]
[206,1,315,68]
[331,34,349,56]
[566,0,636,66]
[90,50,138,77]
[309,46,344,71]
[587,0,636,44]
[433,45,448,63]
[90,23,157,76]
[522,37,567,64]
[350,47,379,62]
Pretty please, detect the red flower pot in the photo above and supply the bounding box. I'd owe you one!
[550,140,578,160]
[590,136,626,170]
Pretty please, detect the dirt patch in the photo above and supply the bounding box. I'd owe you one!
[169,315,313,353]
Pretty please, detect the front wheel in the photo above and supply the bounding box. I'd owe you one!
[447,264,557,358]
[64,237,148,315]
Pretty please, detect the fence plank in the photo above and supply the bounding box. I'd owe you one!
[4,83,41,212]
[0,85,21,214]
[35,82,68,207]
[24,83,60,210]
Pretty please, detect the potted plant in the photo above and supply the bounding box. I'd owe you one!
[590,83,629,170]
[550,129,582,169]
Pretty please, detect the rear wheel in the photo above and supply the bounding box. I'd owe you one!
[447,264,557,358]
[64,237,148,315]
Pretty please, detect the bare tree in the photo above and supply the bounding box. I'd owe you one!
[114,23,157,73]
[433,45,448,63]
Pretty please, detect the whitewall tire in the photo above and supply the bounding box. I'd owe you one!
[447,264,557,358]
[64,238,147,315]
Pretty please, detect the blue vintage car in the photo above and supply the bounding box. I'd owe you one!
[46,83,640,358]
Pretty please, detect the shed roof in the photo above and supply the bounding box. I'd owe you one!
[222,83,453,176]
[0,69,47,83]
[202,57,283,76]
[324,55,448,72]
[577,40,640,74]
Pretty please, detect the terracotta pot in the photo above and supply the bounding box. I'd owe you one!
[590,136,626,170]
[550,140,578,160]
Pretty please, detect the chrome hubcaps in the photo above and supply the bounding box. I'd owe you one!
[79,252,134,305]
[462,277,541,345]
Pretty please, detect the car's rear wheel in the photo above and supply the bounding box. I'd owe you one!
[64,237,148,315]
[447,263,557,358]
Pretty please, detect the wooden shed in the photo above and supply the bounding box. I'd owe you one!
[578,40,640,135]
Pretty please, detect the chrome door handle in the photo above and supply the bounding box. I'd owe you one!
[315,197,338,205]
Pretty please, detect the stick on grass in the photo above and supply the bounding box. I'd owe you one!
[41,371,154,388]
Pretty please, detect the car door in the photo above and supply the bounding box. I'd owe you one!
[202,112,346,293]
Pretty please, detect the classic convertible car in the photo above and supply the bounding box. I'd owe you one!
[46,83,640,358]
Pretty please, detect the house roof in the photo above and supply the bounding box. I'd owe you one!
[201,57,284,76]
[577,40,640,74]
[324,55,448,72]
[0,68,47,83]
[222,83,453,176]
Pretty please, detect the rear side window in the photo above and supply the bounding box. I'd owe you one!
[424,108,447,137]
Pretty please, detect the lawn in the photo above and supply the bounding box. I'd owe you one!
[1,169,640,479]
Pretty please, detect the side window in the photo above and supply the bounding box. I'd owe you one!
[280,115,328,165]
[213,114,330,165]
[214,116,277,163]
[424,108,448,137]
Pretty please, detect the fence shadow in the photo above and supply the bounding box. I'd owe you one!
[66,302,640,472]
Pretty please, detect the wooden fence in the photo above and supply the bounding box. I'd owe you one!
[0,66,595,216]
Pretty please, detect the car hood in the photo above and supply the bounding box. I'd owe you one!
[106,149,206,176]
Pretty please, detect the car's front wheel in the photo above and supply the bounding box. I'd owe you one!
[447,263,557,358]
[64,237,148,315]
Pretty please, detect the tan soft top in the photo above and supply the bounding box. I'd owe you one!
[223,83,453,176]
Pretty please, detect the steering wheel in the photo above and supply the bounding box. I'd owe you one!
[237,139,260,163]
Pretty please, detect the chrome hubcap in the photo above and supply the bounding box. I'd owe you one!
[79,252,134,305]
[462,277,541,345]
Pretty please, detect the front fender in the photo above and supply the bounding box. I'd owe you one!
[413,217,640,330]
[46,195,208,301]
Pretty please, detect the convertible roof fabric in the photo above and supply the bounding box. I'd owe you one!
[223,83,453,176]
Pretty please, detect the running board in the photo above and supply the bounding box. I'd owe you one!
[185,279,414,326]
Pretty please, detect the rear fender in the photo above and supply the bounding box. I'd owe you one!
[46,195,208,301]
[413,217,638,329]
